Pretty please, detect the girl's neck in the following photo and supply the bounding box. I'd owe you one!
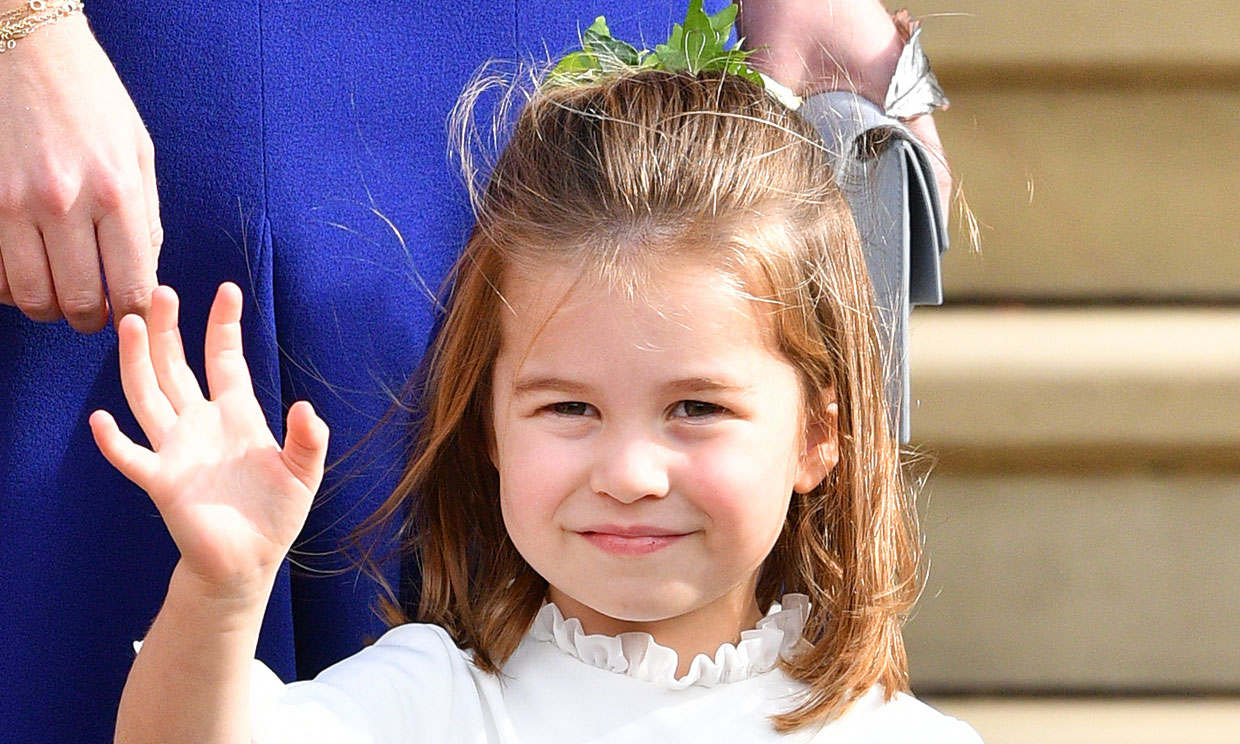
[546,586,765,678]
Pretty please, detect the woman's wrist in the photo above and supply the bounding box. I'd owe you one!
[0,4,89,62]
[0,0,87,56]
[738,0,902,106]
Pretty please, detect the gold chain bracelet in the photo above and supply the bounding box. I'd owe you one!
[0,0,85,53]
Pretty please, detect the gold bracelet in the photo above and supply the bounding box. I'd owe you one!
[0,0,84,54]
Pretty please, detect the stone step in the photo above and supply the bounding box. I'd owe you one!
[901,308,1240,690]
[927,89,1240,301]
[907,307,1240,461]
[905,472,1240,691]
[924,697,1240,744]
[905,0,1240,70]
[898,0,1240,301]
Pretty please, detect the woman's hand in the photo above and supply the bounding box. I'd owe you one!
[0,12,161,332]
[737,0,952,216]
[90,283,328,599]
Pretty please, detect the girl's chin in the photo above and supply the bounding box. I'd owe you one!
[546,585,723,630]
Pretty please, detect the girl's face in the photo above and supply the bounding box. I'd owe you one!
[489,260,836,643]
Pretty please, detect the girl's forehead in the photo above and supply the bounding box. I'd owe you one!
[495,260,780,358]
[499,249,762,313]
[502,260,744,322]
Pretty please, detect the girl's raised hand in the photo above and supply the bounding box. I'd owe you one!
[90,283,329,599]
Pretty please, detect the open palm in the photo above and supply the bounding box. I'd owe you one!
[90,283,329,592]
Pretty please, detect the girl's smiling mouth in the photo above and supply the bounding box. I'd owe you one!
[576,526,693,556]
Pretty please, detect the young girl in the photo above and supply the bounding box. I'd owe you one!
[91,13,980,742]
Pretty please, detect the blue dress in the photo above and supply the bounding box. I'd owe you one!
[0,2,694,741]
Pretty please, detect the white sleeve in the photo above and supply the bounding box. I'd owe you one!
[250,623,486,744]
[868,692,985,744]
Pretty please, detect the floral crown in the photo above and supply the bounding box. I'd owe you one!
[543,0,803,110]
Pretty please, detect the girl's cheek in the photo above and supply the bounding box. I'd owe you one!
[684,456,757,513]
[503,427,589,492]
[686,442,793,528]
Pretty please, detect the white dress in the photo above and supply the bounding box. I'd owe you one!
[247,595,983,743]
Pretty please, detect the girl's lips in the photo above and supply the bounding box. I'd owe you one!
[577,530,690,556]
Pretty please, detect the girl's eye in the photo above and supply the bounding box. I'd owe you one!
[547,401,596,417]
[672,400,726,419]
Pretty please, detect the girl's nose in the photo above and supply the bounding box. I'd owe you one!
[589,433,670,504]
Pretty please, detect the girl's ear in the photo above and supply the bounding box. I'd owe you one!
[484,408,499,467]
[794,396,839,494]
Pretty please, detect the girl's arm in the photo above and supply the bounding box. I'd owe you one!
[91,283,329,744]
[114,562,271,744]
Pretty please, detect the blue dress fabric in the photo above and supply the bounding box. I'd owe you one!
[0,2,693,741]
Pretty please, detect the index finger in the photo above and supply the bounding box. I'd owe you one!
[96,193,157,321]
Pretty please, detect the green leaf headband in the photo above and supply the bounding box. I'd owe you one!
[544,0,802,110]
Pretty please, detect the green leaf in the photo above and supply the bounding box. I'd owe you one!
[707,3,738,35]
[637,52,661,69]
[543,2,781,101]
[682,0,716,39]
[582,15,642,66]
[684,30,713,73]
[547,50,602,87]
[653,20,687,70]
[584,15,611,38]
[663,0,744,74]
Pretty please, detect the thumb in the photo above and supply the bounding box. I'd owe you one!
[281,400,329,493]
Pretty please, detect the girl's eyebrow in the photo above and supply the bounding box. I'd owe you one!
[661,377,749,395]
[511,376,593,397]
[512,375,749,397]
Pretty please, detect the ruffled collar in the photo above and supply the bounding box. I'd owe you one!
[527,594,811,690]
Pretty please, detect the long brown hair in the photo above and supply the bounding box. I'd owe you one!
[353,67,920,732]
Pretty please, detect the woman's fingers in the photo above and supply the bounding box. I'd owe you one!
[89,409,160,490]
[95,186,157,321]
[42,213,109,333]
[136,122,163,255]
[146,286,205,411]
[281,401,330,493]
[116,312,177,450]
[0,222,61,322]
[0,17,161,329]
[203,282,254,400]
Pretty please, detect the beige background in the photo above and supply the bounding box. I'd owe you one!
[892,2,1240,740]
